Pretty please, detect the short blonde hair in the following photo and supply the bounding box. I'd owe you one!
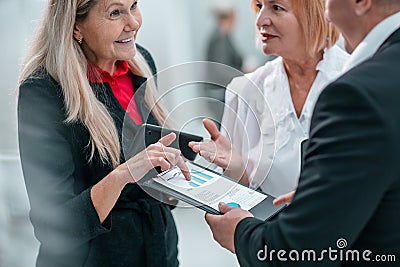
[251,0,339,55]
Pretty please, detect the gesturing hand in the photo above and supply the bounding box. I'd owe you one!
[189,119,233,169]
[122,132,190,182]
[189,118,249,183]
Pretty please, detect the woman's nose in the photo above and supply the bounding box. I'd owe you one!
[256,9,272,29]
[125,12,141,32]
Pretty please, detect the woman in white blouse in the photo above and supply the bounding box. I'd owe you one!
[190,0,349,198]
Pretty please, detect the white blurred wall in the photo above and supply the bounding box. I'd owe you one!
[1,1,46,266]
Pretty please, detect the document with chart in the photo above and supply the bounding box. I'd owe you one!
[145,162,286,221]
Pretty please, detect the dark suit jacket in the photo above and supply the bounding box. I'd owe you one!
[234,28,400,266]
[18,45,178,267]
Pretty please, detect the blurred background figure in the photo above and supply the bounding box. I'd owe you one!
[207,1,243,86]
[204,1,244,125]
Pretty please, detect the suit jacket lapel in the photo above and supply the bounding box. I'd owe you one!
[376,27,400,54]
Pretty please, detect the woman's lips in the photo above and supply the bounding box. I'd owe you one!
[115,37,133,44]
[260,33,277,42]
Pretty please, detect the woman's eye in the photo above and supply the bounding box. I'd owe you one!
[110,9,120,18]
[256,3,262,11]
[131,1,138,10]
[272,5,284,11]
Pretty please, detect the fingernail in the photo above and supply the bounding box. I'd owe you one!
[218,202,225,207]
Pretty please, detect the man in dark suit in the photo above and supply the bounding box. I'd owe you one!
[205,0,400,266]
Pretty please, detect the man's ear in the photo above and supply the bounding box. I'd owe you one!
[354,0,373,16]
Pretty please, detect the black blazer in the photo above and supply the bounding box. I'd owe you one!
[234,29,400,266]
[18,45,178,267]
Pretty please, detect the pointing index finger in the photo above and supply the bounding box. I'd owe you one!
[158,132,176,147]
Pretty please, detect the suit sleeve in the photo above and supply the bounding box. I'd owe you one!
[234,81,396,266]
[18,77,111,252]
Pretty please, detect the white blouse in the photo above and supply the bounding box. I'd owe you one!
[220,45,349,197]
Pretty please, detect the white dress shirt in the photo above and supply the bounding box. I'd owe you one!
[343,11,400,72]
[221,45,349,197]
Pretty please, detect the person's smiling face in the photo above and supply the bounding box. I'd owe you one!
[75,0,142,73]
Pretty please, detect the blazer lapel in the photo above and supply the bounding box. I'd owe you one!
[131,74,158,125]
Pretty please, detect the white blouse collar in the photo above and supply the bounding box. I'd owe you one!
[260,45,349,137]
[301,45,349,128]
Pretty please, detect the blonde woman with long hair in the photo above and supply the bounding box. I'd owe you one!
[17,0,189,266]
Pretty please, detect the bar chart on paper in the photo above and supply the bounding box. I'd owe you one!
[188,169,214,187]
[156,163,220,189]
[153,162,268,212]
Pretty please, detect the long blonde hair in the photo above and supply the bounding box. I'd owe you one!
[18,0,168,168]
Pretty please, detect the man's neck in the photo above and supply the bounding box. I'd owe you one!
[350,4,400,51]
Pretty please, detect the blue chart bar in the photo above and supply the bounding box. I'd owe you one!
[191,175,207,184]
[188,181,200,187]
[191,169,213,179]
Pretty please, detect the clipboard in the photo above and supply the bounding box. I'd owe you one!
[140,162,286,221]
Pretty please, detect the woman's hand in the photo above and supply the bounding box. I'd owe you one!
[91,133,189,224]
[273,190,295,206]
[189,119,249,184]
[189,119,232,169]
[119,132,191,183]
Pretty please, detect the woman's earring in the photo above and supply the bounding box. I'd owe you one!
[77,37,83,45]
